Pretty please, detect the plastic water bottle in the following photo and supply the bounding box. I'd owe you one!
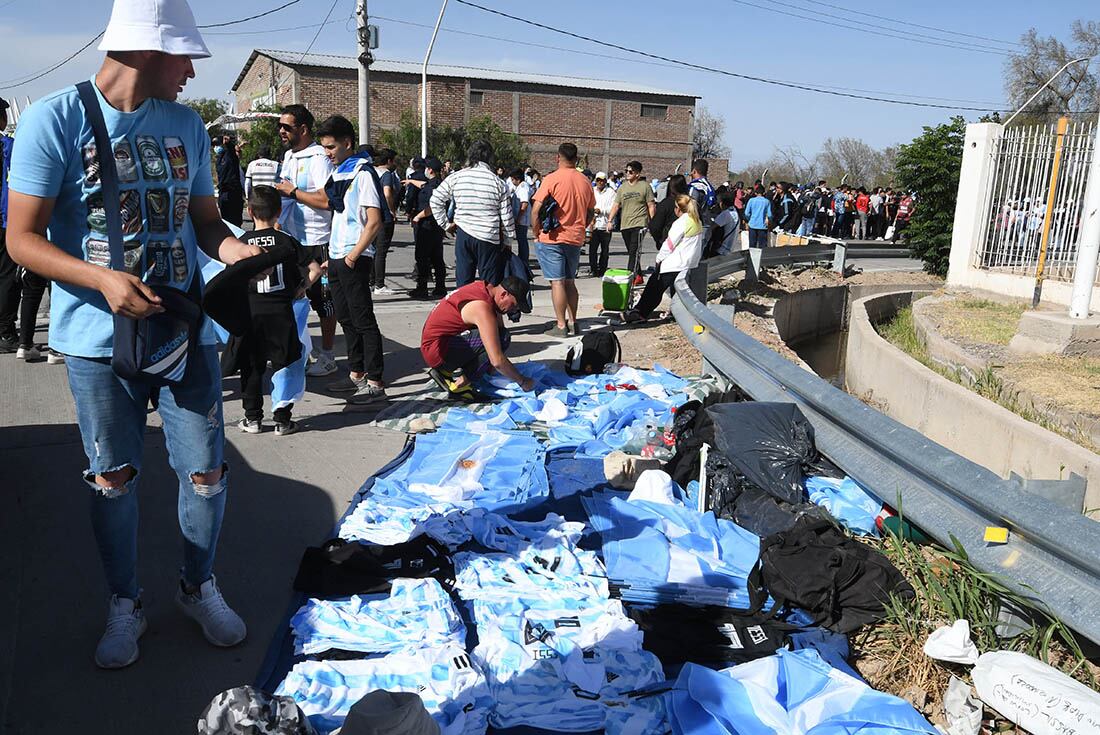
[321,273,331,299]
[604,362,627,374]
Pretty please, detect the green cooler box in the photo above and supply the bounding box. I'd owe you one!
[602,269,632,311]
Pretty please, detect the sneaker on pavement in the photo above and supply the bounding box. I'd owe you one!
[307,347,320,364]
[373,285,397,296]
[0,336,16,354]
[327,375,366,393]
[45,348,65,364]
[306,353,338,377]
[347,382,387,405]
[94,595,147,669]
[274,420,299,436]
[546,324,569,338]
[16,346,42,361]
[237,418,263,434]
[175,576,247,647]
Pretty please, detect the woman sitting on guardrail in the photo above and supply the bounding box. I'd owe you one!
[624,194,703,323]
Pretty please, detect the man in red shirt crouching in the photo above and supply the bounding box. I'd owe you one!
[421,276,535,399]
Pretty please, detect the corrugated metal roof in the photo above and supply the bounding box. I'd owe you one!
[240,49,696,99]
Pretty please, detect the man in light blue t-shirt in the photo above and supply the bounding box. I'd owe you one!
[6,0,263,669]
[744,191,772,249]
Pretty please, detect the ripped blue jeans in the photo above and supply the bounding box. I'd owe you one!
[66,345,227,600]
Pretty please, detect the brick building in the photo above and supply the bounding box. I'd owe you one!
[232,49,699,175]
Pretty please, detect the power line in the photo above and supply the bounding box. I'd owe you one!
[197,0,302,28]
[777,0,1020,48]
[273,0,342,88]
[453,0,1006,112]
[204,18,345,36]
[0,31,103,89]
[729,0,1011,56]
[376,14,1008,107]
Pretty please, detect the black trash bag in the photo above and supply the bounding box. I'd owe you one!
[720,482,833,538]
[759,516,915,633]
[706,402,816,504]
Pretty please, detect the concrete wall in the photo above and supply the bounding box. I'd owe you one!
[845,290,1100,510]
[947,122,1100,313]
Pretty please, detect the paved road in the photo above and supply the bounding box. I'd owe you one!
[0,222,916,734]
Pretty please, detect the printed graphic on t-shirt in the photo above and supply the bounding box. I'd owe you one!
[136,135,167,182]
[164,136,188,181]
[146,189,170,232]
[170,238,188,283]
[249,233,285,294]
[148,240,170,281]
[86,238,109,268]
[122,241,143,274]
[86,191,142,235]
[114,140,139,183]
[173,187,190,230]
[82,142,100,187]
[120,189,142,234]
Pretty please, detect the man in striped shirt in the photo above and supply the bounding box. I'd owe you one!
[429,141,515,287]
[244,146,279,199]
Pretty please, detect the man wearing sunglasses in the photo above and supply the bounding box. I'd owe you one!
[606,161,655,276]
[275,105,338,377]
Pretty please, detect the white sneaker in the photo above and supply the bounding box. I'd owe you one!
[15,346,41,361]
[46,348,65,364]
[347,382,387,405]
[175,576,247,647]
[373,285,397,296]
[308,347,320,364]
[237,418,263,434]
[306,353,338,377]
[94,595,147,669]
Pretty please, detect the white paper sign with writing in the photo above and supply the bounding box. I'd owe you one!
[973,651,1100,735]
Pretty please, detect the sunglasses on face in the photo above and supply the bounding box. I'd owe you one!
[277,122,298,132]
[625,169,636,174]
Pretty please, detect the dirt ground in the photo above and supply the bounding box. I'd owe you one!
[918,291,1100,443]
[617,266,947,373]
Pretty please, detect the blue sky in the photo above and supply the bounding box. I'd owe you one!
[0,0,1091,166]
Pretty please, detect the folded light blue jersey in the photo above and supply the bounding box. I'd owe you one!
[371,428,548,507]
[583,492,760,608]
[475,634,666,734]
[666,648,936,735]
[453,543,609,602]
[276,644,491,735]
[290,578,465,656]
[805,476,883,536]
[423,509,585,553]
[338,494,460,545]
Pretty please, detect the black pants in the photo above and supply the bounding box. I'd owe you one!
[239,341,293,425]
[218,190,244,227]
[329,257,384,381]
[415,228,447,292]
[369,221,395,288]
[441,325,511,378]
[748,228,769,249]
[589,229,611,276]
[0,227,19,340]
[18,268,48,348]
[622,227,645,274]
[455,228,505,287]
[634,270,678,318]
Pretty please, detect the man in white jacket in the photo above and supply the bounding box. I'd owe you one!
[624,194,702,322]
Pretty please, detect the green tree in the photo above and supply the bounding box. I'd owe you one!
[238,104,285,165]
[182,97,229,129]
[894,116,966,276]
[378,111,530,170]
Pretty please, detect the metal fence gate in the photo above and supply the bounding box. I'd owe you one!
[975,119,1097,284]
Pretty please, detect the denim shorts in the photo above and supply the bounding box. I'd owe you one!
[535,242,581,281]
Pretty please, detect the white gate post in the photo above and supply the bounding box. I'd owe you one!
[947,122,1002,287]
[1069,113,1100,319]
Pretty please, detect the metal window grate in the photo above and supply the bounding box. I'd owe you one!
[469,90,484,106]
[640,103,667,119]
[974,120,1097,285]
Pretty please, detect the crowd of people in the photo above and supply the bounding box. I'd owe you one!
[0,0,925,679]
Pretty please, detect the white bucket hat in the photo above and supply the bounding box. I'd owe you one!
[99,0,211,59]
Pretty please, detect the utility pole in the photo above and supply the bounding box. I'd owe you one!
[356,0,371,146]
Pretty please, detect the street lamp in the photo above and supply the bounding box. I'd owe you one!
[421,0,449,158]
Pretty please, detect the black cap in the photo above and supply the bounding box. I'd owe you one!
[411,156,425,167]
[424,157,443,172]
[499,275,529,306]
[337,691,439,735]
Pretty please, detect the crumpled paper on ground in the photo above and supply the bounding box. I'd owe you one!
[943,676,982,735]
[923,620,979,665]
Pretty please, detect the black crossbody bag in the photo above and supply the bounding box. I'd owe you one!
[75,81,203,386]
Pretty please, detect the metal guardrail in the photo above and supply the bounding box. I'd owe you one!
[672,249,1100,646]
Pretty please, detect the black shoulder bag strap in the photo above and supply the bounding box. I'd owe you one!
[75,80,124,271]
